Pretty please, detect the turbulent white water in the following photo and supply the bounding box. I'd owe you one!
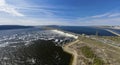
[0,28,74,47]
[0,28,73,65]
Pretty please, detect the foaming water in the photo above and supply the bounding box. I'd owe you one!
[0,28,73,65]
[0,40,72,65]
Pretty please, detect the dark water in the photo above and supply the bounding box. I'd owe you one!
[0,28,72,65]
[0,25,33,30]
[0,40,72,65]
[52,26,116,36]
[0,28,43,36]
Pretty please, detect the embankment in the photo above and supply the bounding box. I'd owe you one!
[62,40,79,65]
[51,29,79,65]
[105,29,120,36]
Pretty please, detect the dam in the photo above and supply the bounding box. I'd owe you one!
[105,29,120,36]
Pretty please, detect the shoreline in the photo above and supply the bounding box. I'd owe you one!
[46,27,79,65]
[62,40,79,65]
[51,28,120,65]
[49,28,79,65]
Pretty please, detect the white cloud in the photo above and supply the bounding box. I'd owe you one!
[0,0,24,16]
[91,13,110,18]
[0,17,76,26]
[76,12,120,26]
[91,12,120,18]
[0,0,119,26]
[76,18,120,26]
[108,13,120,17]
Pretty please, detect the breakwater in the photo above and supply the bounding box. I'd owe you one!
[105,29,120,36]
[50,29,79,65]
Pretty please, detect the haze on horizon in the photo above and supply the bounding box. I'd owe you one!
[0,0,120,26]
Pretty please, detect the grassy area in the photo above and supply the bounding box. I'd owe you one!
[78,36,105,47]
[80,46,104,65]
[76,36,120,65]
[100,36,120,43]
[80,46,95,58]
[78,36,119,51]
[93,58,104,65]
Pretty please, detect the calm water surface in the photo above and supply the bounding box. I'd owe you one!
[53,26,116,36]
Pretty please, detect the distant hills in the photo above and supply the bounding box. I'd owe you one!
[0,25,33,30]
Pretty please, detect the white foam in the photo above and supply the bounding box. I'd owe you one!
[51,30,78,39]
[0,29,76,47]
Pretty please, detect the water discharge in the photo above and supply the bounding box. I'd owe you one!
[0,40,72,65]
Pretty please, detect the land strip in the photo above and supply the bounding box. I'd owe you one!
[105,29,120,36]
[63,35,120,65]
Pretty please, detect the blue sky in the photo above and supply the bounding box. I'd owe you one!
[0,0,120,26]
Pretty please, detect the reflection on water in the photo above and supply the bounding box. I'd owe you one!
[0,40,72,65]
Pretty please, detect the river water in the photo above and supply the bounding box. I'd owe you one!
[50,26,116,36]
[0,28,72,65]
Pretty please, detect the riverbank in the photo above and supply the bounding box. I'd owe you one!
[62,40,79,65]
[46,27,120,65]
[48,28,79,65]
[64,35,120,65]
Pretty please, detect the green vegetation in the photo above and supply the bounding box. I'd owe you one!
[80,46,104,65]
[77,36,120,65]
[100,36,120,43]
[93,58,104,65]
[80,46,95,58]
